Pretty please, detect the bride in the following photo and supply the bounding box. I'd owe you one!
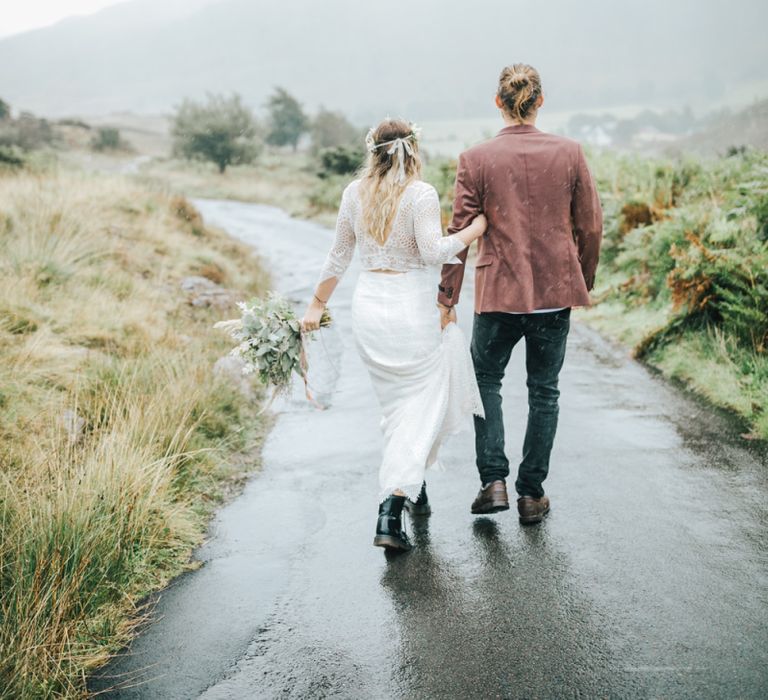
[301,118,486,552]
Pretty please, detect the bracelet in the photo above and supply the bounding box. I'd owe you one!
[313,293,328,305]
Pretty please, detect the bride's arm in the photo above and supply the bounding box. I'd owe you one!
[413,185,486,265]
[302,187,355,331]
[302,276,338,331]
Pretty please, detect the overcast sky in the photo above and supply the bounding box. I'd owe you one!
[0,0,124,37]
[2,0,766,120]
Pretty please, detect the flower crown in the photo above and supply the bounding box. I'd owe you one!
[364,122,422,154]
[364,122,422,184]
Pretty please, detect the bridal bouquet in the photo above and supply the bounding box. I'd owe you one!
[214,292,331,402]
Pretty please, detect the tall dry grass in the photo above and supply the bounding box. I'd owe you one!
[136,152,340,227]
[0,170,268,696]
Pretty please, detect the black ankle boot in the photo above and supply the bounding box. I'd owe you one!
[373,495,412,551]
[404,482,431,516]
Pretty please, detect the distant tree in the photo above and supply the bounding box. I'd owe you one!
[91,127,123,151]
[0,111,55,151]
[265,87,308,151]
[17,112,55,149]
[0,98,10,121]
[172,93,260,173]
[310,108,360,153]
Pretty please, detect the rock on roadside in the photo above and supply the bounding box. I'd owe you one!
[181,276,237,309]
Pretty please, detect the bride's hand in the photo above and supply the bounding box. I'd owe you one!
[473,213,488,236]
[438,303,457,329]
[301,298,325,332]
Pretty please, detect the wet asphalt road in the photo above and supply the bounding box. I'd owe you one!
[90,200,768,699]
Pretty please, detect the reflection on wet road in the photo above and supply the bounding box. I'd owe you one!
[90,200,768,699]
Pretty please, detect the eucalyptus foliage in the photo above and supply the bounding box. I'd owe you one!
[215,293,331,395]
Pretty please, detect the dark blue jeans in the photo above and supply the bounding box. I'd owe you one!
[470,309,571,499]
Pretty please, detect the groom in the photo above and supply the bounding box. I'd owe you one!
[438,63,603,524]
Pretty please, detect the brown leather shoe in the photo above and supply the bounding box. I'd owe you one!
[517,495,550,524]
[471,480,509,514]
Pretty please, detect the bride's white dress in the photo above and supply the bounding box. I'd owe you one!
[319,179,483,502]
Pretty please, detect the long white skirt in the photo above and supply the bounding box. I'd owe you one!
[351,267,484,503]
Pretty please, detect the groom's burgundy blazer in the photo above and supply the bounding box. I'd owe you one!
[438,124,603,312]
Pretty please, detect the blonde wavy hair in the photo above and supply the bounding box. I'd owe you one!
[498,63,542,123]
[358,118,422,245]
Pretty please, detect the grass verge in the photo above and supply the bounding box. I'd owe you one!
[580,148,768,440]
[0,168,269,696]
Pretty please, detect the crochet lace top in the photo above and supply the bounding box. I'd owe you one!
[318,179,466,284]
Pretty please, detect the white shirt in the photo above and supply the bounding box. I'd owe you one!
[507,307,567,314]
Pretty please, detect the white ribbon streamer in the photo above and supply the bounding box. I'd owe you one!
[366,130,417,184]
[383,136,415,184]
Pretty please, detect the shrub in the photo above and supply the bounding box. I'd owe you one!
[90,127,123,151]
[0,144,24,168]
[317,145,364,177]
[619,200,654,234]
[582,149,768,437]
[594,149,768,360]
[667,232,768,352]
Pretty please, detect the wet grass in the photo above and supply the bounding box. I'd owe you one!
[0,170,269,696]
[649,330,768,438]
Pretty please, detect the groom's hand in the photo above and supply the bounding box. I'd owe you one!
[438,303,457,329]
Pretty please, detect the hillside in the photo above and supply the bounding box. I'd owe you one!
[674,99,768,155]
[0,0,766,122]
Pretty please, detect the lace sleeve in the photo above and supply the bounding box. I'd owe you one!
[413,185,466,265]
[317,186,356,284]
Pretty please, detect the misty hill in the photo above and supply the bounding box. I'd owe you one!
[1,0,767,123]
[676,99,768,155]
